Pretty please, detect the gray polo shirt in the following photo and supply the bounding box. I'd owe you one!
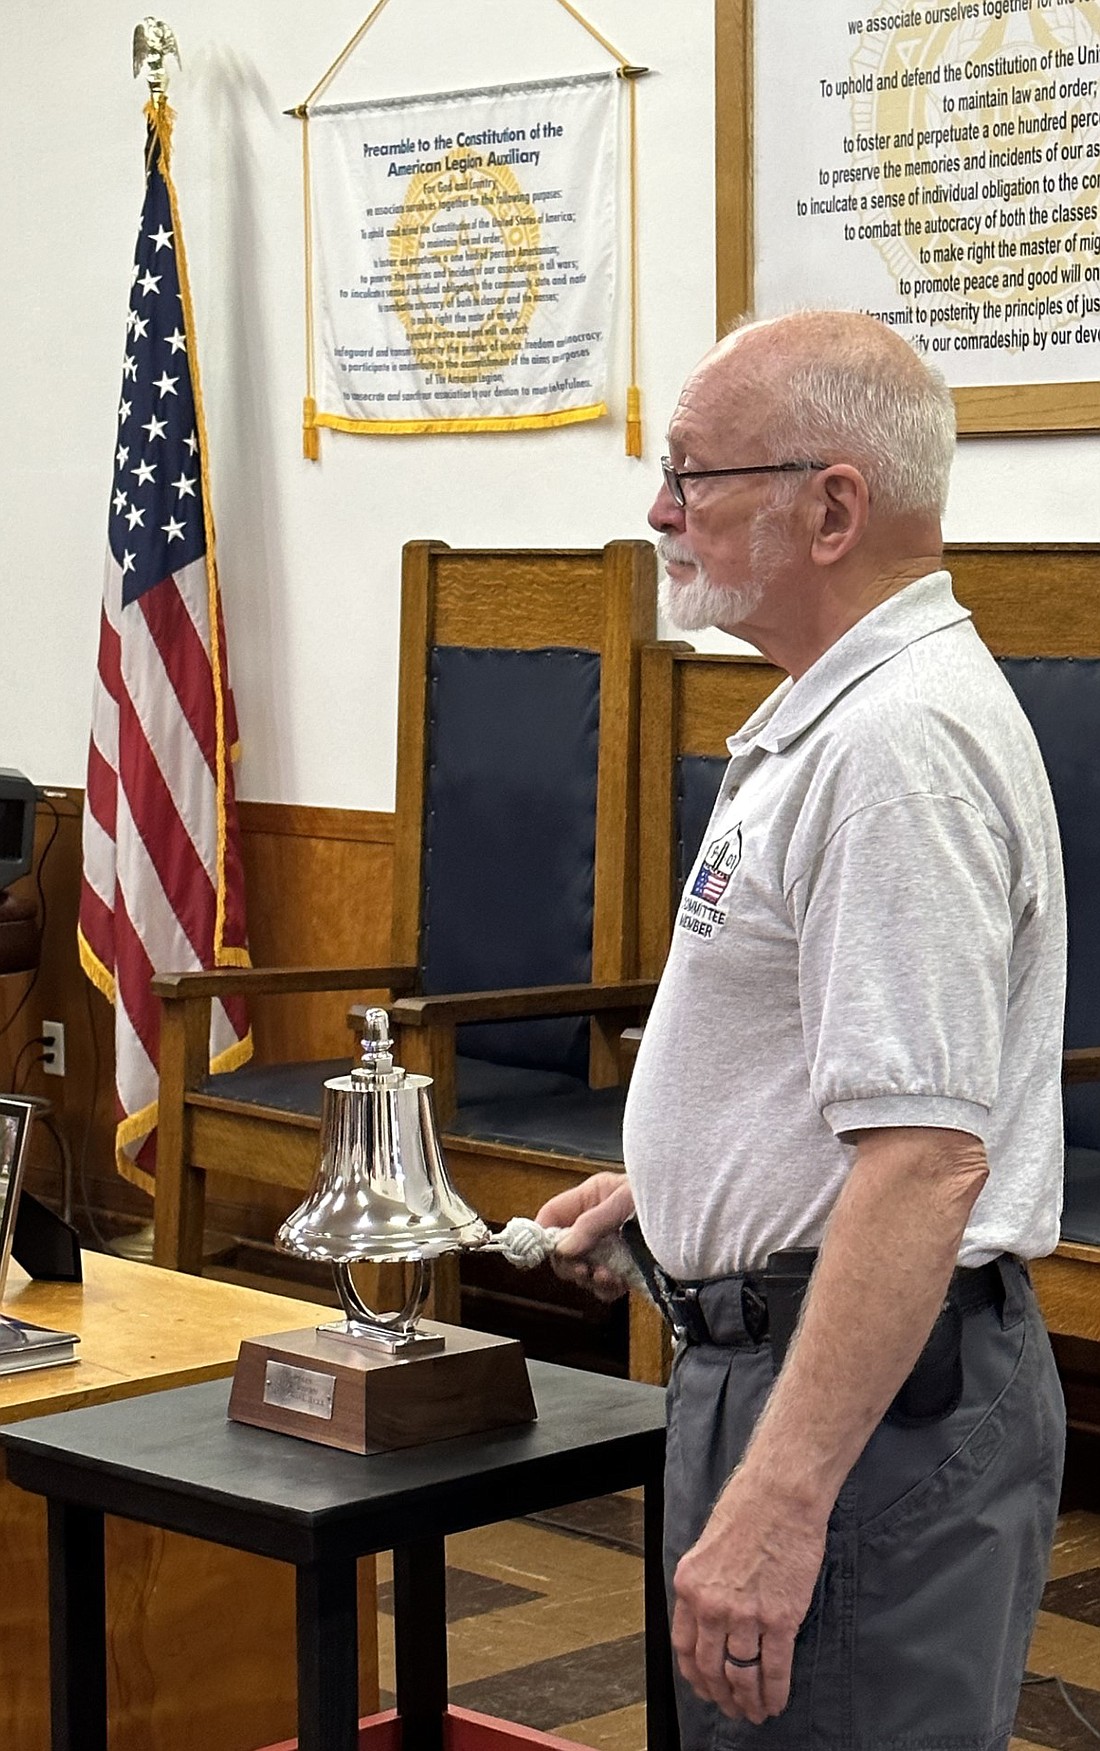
[624,571,1066,1278]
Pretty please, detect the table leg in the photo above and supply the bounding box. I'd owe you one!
[644,1474,681,1751]
[392,1536,448,1751]
[296,1558,359,1751]
[47,1500,107,1751]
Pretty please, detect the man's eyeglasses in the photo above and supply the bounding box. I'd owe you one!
[660,457,827,510]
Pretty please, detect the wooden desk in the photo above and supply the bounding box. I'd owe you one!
[0,1252,378,1751]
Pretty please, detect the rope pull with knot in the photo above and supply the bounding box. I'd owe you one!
[487,1216,647,1295]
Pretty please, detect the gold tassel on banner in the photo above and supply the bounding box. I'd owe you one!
[625,385,642,458]
[303,396,320,461]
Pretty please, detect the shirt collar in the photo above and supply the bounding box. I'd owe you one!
[726,570,970,757]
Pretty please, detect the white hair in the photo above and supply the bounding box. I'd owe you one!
[727,311,957,518]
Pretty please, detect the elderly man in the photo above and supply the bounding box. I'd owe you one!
[537,310,1066,1750]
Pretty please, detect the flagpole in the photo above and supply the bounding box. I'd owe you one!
[87,17,252,1260]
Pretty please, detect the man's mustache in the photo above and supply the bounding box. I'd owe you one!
[658,536,698,568]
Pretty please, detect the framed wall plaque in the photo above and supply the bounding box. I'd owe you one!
[716,0,1100,434]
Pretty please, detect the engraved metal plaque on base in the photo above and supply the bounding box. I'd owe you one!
[229,1320,536,1454]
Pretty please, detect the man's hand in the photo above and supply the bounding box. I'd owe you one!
[672,1473,827,1723]
[535,1172,636,1301]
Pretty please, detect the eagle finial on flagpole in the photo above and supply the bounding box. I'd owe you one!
[133,17,181,102]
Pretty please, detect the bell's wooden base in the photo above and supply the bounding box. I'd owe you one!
[262,1704,594,1749]
[228,1320,537,1454]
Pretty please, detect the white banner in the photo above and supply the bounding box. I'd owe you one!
[307,72,619,435]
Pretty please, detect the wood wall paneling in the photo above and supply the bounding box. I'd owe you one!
[238,801,395,1064]
[0,789,122,1228]
[0,793,395,1248]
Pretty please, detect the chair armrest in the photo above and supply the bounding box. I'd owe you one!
[385,980,658,1028]
[1064,1047,1100,1085]
[620,1025,644,1066]
[152,964,417,1002]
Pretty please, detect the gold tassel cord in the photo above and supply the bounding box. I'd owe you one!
[298,0,396,455]
[302,111,320,460]
[547,0,645,454]
[304,0,397,110]
[549,0,629,69]
[624,72,642,458]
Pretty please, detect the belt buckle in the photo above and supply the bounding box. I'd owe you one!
[665,1283,700,1341]
[647,1260,697,1341]
[660,1277,711,1345]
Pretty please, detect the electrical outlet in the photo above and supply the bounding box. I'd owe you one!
[42,1021,65,1077]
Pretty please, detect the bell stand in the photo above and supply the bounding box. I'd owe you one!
[318,1255,445,1355]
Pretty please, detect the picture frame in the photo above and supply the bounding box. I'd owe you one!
[0,1096,35,1303]
[715,1,1100,436]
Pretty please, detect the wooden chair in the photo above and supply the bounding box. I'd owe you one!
[949,544,1100,1434]
[637,543,1100,1411]
[152,539,662,1375]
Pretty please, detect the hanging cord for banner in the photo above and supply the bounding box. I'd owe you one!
[301,114,318,460]
[292,0,647,459]
[547,2,645,455]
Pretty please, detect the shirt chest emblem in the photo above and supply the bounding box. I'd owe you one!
[691,826,743,903]
[677,825,743,940]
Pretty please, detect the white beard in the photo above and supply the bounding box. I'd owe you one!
[657,535,765,632]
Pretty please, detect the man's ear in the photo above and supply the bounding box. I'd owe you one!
[808,466,869,566]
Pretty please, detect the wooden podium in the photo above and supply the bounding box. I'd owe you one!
[0,1251,379,1751]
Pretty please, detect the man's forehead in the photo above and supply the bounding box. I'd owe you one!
[668,344,761,453]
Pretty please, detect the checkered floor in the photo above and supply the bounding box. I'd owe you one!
[374,1501,1100,1750]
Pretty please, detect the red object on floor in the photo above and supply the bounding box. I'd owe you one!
[258,1705,595,1750]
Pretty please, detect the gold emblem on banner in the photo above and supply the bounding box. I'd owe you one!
[848,2,1100,350]
[390,161,541,383]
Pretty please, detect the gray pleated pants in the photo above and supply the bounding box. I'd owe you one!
[663,1263,1064,1751]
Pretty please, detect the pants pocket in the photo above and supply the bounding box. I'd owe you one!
[839,1306,1064,1748]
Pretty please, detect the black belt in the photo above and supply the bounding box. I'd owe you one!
[621,1221,1014,1365]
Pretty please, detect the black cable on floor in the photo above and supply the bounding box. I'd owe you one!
[37,1108,75,1227]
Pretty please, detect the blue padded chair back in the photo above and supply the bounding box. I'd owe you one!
[420,646,601,1078]
[676,754,728,891]
[999,658,1100,1151]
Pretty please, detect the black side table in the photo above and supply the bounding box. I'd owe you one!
[0,1360,678,1751]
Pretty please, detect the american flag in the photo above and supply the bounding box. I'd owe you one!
[692,861,729,905]
[78,105,251,1190]
[691,830,741,905]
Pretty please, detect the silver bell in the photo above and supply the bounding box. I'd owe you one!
[276,1008,488,1353]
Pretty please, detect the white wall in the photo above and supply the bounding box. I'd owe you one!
[2,1,1098,804]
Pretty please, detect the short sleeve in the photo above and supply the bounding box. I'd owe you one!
[788,792,1014,1143]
